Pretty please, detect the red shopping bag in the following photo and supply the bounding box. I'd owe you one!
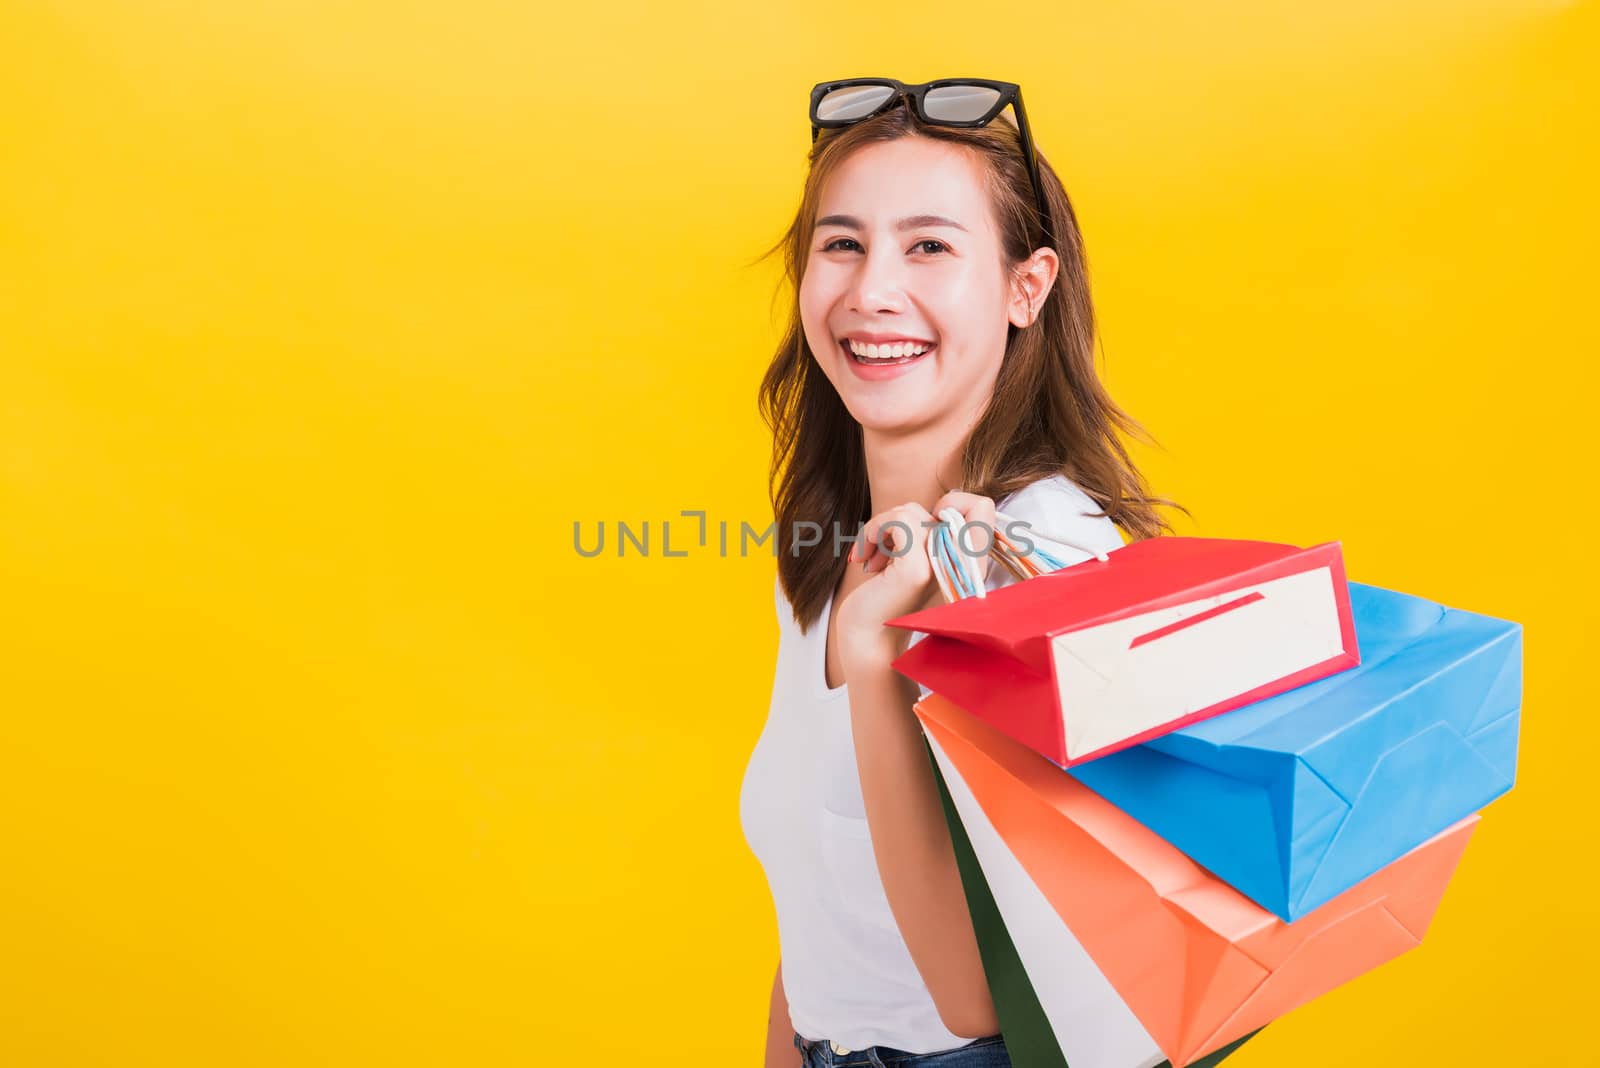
[890,536,1359,766]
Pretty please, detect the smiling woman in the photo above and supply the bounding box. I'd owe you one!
[757,87,1179,632]
[740,79,1184,1068]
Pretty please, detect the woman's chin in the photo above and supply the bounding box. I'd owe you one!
[843,397,942,435]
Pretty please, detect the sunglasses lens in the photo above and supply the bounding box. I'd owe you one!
[923,84,1003,122]
[816,84,898,122]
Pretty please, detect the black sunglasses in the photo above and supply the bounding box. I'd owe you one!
[809,77,1053,249]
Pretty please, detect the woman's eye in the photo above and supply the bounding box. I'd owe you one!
[820,237,949,254]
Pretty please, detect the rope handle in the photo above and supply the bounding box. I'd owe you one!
[926,506,1111,603]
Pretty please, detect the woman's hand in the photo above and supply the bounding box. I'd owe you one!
[835,491,999,673]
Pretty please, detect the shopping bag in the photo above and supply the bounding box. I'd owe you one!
[1067,580,1521,921]
[891,536,1360,766]
[918,692,1477,1068]
[929,735,1263,1068]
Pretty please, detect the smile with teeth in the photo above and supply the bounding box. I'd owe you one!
[843,339,936,364]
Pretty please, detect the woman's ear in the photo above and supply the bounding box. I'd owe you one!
[1008,247,1060,329]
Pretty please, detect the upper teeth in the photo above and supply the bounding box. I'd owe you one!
[847,340,932,360]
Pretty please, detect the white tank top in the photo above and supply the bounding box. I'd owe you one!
[739,475,1128,1054]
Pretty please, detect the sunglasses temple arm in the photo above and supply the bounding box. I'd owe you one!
[1011,91,1053,244]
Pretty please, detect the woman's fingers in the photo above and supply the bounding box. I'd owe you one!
[862,506,909,575]
[932,490,999,583]
[933,490,999,532]
[932,491,998,551]
[859,503,934,575]
[851,496,999,571]
[848,495,1000,579]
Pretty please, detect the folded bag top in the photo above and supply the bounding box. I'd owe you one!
[889,536,1361,766]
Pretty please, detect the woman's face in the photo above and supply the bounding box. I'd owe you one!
[800,136,1022,436]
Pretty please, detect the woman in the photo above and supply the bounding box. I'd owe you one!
[739,78,1182,1068]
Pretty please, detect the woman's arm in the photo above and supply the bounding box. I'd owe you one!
[764,958,798,1066]
[842,637,1000,1039]
[834,493,1003,1039]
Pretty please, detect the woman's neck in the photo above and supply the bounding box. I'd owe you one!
[862,420,969,517]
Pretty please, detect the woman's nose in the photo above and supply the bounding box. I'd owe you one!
[846,241,909,313]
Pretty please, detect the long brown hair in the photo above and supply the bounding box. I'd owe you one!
[754,100,1186,633]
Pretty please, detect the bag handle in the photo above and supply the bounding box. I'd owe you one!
[927,506,1112,603]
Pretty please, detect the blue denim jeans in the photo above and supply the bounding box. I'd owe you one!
[793,1031,1011,1067]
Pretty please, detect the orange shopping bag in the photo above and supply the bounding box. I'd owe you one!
[917,692,1478,1068]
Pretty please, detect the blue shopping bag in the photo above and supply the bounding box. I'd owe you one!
[1067,581,1521,922]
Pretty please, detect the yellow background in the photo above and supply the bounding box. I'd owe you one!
[2,1,1594,1063]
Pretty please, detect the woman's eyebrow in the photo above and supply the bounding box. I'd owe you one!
[814,214,969,233]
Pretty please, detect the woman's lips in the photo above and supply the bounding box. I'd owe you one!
[840,341,936,381]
